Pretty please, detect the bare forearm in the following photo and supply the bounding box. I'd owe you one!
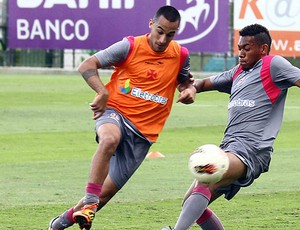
[193,78,213,93]
[81,69,98,82]
[78,56,107,95]
[81,69,106,94]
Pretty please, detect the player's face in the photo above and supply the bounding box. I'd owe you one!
[148,15,179,52]
[238,36,266,71]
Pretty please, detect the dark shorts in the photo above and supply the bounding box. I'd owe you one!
[217,138,272,200]
[95,108,152,189]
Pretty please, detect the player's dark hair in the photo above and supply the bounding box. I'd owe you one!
[153,5,181,25]
[239,24,272,53]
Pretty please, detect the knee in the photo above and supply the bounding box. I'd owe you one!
[98,134,120,153]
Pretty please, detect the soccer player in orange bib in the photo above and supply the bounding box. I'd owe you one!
[49,5,196,230]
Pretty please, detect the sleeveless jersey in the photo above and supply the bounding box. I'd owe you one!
[103,35,187,142]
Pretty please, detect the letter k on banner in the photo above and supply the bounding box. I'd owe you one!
[233,0,300,57]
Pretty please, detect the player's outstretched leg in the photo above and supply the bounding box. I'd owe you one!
[174,185,211,230]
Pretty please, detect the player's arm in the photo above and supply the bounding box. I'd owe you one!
[177,76,213,104]
[177,73,196,104]
[78,56,109,119]
[295,79,300,88]
[193,77,214,93]
[78,38,130,119]
[79,56,107,95]
[176,53,196,104]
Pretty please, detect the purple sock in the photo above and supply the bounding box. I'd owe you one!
[86,182,102,197]
[83,182,102,208]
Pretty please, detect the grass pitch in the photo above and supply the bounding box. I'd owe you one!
[0,73,299,229]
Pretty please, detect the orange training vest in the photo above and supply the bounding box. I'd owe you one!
[106,34,185,142]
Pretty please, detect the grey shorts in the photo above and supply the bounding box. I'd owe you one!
[95,108,152,189]
[217,138,272,200]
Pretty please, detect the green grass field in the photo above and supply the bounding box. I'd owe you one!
[0,73,299,230]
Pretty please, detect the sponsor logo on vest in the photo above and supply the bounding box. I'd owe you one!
[131,87,168,105]
[120,79,131,94]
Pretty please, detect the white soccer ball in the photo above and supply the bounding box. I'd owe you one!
[188,144,229,184]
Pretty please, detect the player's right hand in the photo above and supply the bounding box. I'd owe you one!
[89,91,109,119]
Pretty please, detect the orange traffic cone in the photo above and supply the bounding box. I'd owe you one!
[146,151,165,158]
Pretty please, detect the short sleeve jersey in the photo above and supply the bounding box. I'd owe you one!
[211,55,300,150]
[94,35,190,142]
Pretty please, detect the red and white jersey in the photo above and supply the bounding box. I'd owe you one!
[211,55,300,151]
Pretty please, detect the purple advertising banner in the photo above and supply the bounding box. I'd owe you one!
[8,0,229,52]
